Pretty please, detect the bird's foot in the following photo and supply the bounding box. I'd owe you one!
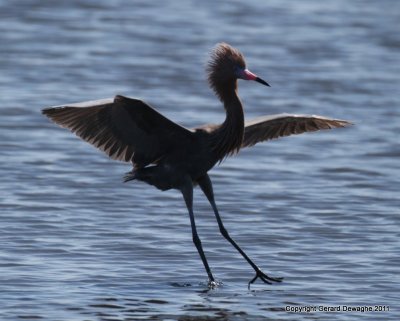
[248,269,283,289]
[207,279,222,289]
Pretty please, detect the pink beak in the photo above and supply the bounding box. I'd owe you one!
[239,68,270,87]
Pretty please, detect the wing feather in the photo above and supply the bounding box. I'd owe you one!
[42,95,193,166]
[242,113,352,148]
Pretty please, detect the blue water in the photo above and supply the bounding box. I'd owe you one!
[1,0,399,320]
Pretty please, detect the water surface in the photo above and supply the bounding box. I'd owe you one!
[1,0,399,320]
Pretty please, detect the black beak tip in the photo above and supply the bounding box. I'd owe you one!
[255,77,270,87]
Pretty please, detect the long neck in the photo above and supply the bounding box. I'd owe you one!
[211,83,244,161]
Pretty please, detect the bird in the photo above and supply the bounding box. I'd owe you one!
[42,43,351,288]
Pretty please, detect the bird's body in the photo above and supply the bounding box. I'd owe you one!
[43,43,351,287]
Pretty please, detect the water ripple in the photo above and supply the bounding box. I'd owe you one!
[1,0,399,320]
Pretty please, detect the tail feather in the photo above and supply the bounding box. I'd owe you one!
[123,171,136,183]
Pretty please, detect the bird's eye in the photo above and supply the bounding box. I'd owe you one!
[234,66,243,77]
[235,66,250,80]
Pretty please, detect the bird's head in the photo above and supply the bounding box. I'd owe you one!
[207,43,269,100]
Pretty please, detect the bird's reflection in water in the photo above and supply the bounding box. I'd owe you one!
[80,296,259,321]
[75,285,288,321]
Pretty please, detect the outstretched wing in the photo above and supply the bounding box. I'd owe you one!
[242,113,351,148]
[42,95,193,166]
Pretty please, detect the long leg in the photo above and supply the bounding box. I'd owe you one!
[197,174,283,288]
[180,178,216,286]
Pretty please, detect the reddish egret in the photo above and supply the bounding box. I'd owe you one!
[42,43,350,288]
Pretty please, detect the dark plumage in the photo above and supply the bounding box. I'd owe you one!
[207,42,245,101]
[42,43,351,287]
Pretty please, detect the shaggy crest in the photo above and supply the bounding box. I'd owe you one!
[207,43,246,100]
